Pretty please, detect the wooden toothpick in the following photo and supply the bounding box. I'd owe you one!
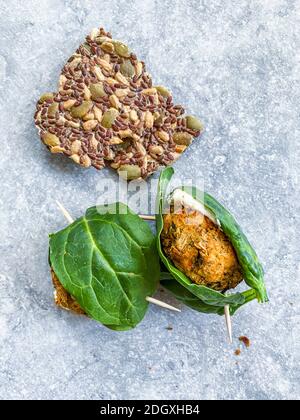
[55,200,74,224]
[224,304,233,344]
[55,201,181,313]
[139,214,156,221]
[146,296,181,312]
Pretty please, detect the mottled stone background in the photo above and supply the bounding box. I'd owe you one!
[0,0,299,400]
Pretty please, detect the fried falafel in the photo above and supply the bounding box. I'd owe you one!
[51,269,85,315]
[161,207,243,292]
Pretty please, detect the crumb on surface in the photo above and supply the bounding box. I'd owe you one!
[239,336,251,348]
[166,325,173,331]
[235,349,241,356]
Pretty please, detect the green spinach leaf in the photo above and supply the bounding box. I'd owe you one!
[49,203,160,330]
[161,279,257,315]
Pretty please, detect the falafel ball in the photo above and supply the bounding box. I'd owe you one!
[51,269,85,315]
[161,208,243,292]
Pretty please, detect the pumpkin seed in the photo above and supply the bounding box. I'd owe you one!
[120,60,135,78]
[155,86,171,98]
[154,112,164,125]
[114,139,131,150]
[101,41,115,53]
[42,132,60,147]
[118,164,142,180]
[113,41,131,58]
[173,132,193,146]
[71,101,92,118]
[95,36,111,44]
[89,83,106,100]
[47,102,59,117]
[186,115,203,131]
[39,93,54,103]
[101,108,119,128]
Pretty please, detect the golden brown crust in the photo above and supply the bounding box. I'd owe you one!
[51,269,86,315]
[161,209,243,292]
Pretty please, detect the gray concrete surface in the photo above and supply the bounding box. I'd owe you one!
[0,0,299,400]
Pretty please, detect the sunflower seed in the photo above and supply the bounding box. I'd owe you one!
[42,132,60,147]
[118,164,142,180]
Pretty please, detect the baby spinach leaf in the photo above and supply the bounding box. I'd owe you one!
[155,167,266,315]
[49,203,160,330]
[161,279,257,315]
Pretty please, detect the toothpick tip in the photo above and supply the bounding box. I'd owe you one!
[224,304,233,344]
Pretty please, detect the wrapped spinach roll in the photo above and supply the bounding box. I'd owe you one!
[156,168,268,315]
